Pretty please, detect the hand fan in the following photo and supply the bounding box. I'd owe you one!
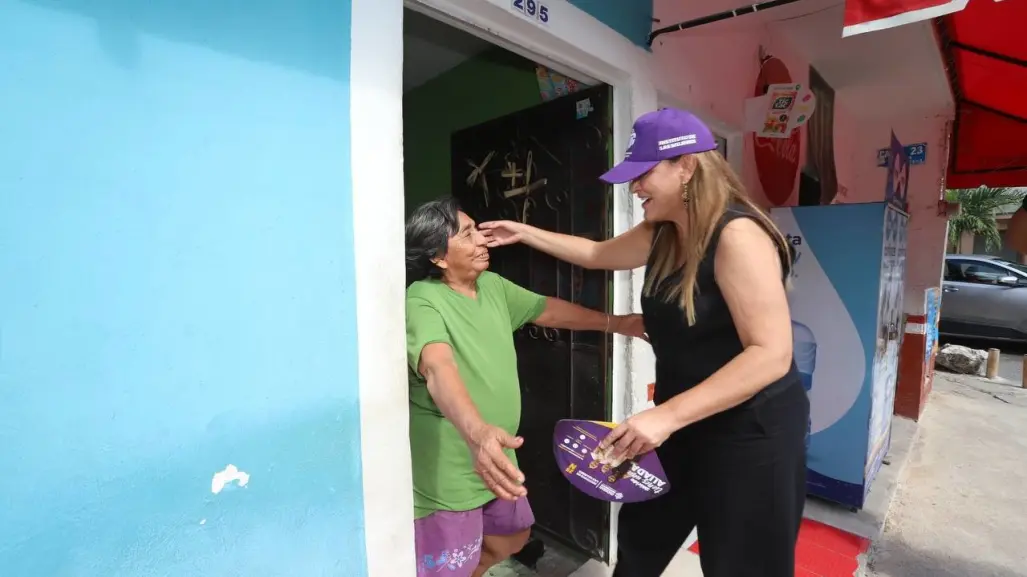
[552,419,671,503]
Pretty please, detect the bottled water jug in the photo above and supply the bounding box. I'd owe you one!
[792,321,817,450]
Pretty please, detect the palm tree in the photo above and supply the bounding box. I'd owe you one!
[946,186,1027,251]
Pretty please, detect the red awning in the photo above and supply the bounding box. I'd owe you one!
[940,1,1027,188]
[843,0,1027,188]
[843,0,968,37]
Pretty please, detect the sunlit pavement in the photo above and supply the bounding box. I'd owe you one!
[867,371,1027,577]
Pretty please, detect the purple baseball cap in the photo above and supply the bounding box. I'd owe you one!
[600,108,717,184]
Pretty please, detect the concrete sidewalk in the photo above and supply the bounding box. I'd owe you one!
[867,371,1027,577]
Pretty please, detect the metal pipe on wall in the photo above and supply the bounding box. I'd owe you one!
[648,0,806,46]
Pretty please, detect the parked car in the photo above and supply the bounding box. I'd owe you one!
[940,254,1027,343]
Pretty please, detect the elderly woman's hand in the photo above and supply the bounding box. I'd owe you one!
[467,423,528,501]
[478,220,525,248]
[597,405,679,464]
[611,313,649,342]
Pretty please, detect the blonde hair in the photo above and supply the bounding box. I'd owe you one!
[642,150,791,326]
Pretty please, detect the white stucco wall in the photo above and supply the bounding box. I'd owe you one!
[351,0,415,575]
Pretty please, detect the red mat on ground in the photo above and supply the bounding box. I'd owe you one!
[687,518,871,577]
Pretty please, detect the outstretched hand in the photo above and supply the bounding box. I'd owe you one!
[478,220,525,248]
[467,423,528,501]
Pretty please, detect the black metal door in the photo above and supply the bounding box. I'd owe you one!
[450,85,613,560]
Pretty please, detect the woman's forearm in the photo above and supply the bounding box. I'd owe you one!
[519,226,601,269]
[424,359,488,444]
[535,297,608,331]
[661,345,792,430]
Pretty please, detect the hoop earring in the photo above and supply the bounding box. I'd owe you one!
[681,180,691,205]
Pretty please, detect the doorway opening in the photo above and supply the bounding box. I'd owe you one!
[402,5,616,569]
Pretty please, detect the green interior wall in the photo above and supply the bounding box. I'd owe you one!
[403,48,543,213]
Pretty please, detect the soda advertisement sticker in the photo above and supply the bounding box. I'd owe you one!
[552,419,671,503]
[743,83,817,138]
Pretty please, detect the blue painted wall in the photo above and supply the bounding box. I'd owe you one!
[0,1,367,575]
[568,0,653,48]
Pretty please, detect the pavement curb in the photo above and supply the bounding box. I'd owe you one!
[856,414,925,576]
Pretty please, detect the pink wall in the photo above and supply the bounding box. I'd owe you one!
[651,12,858,209]
[846,114,951,314]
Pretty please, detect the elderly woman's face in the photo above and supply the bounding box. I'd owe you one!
[437,211,490,279]
[630,156,696,222]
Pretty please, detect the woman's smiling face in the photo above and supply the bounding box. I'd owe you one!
[630,156,696,222]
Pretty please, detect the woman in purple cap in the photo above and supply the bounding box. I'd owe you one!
[480,107,807,577]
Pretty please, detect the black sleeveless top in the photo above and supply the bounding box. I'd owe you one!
[641,207,799,407]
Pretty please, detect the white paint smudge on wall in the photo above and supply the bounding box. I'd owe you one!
[211,464,250,494]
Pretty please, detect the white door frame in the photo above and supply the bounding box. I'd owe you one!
[351,0,664,573]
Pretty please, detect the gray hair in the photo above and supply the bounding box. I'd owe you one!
[405,197,461,285]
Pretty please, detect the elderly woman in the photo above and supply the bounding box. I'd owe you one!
[480,108,809,577]
[404,197,644,577]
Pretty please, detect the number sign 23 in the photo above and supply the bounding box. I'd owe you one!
[511,0,550,24]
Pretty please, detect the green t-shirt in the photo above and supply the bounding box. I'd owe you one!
[406,270,547,519]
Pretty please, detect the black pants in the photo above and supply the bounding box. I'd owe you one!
[612,382,809,577]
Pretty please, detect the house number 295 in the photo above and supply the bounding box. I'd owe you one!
[511,0,550,25]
